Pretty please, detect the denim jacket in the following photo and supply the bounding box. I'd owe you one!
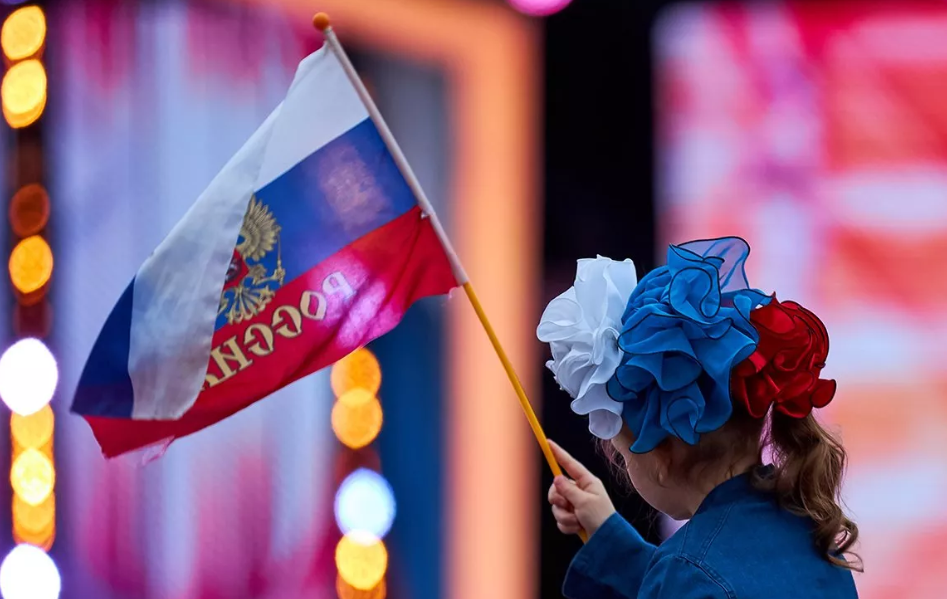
[563,472,858,599]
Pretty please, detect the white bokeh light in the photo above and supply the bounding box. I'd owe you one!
[0,338,58,416]
[334,468,396,539]
[507,0,572,17]
[0,544,61,599]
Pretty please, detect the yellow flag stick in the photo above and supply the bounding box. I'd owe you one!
[313,13,588,543]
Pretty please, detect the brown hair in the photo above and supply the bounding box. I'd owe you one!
[753,410,861,571]
[605,405,861,571]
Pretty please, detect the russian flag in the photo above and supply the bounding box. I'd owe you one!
[72,46,459,458]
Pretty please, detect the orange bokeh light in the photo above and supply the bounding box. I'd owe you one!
[1,6,46,61]
[331,394,383,449]
[13,493,54,535]
[13,517,54,552]
[11,447,54,506]
[9,184,50,238]
[336,574,386,599]
[1,59,46,128]
[335,533,388,591]
[9,235,53,295]
[11,404,53,451]
[331,348,381,397]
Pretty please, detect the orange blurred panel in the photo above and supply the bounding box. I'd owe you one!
[824,228,947,309]
[825,50,947,170]
[827,383,934,461]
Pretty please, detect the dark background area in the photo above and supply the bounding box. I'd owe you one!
[540,0,678,595]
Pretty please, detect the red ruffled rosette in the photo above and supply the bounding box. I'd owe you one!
[731,297,837,418]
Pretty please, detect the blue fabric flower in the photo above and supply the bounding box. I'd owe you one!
[606,237,770,453]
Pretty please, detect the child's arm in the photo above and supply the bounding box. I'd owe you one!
[547,441,659,599]
[561,512,657,599]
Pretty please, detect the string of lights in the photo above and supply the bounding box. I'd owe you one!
[0,4,60,599]
[330,347,395,598]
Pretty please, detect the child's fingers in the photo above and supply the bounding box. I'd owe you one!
[552,505,579,528]
[549,440,596,486]
[554,475,594,506]
[547,484,572,509]
[557,521,583,535]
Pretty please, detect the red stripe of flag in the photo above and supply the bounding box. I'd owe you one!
[84,206,457,458]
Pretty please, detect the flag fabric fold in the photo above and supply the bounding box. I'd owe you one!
[72,46,458,458]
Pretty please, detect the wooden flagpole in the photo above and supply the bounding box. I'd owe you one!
[312,13,587,543]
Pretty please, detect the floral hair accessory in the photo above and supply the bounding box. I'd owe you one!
[605,238,770,453]
[537,256,638,439]
[731,297,837,419]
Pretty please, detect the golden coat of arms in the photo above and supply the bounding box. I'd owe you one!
[218,196,286,325]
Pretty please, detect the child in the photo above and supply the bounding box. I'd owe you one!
[538,237,859,599]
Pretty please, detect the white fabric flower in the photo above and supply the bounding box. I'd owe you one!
[537,256,637,440]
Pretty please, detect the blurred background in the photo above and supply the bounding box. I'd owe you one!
[0,0,941,597]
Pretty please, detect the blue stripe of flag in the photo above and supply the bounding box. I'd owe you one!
[219,118,416,330]
[72,283,137,418]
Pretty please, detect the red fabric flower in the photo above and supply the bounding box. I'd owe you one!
[731,297,837,418]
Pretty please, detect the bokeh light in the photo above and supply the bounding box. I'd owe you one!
[9,235,53,294]
[3,92,44,129]
[1,6,46,61]
[1,59,46,128]
[0,338,57,415]
[10,447,54,506]
[9,184,49,238]
[331,393,383,449]
[12,517,54,552]
[12,494,53,536]
[337,388,374,409]
[11,404,53,451]
[331,348,381,396]
[335,532,388,591]
[0,544,60,599]
[507,0,572,16]
[334,468,396,538]
[336,574,386,599]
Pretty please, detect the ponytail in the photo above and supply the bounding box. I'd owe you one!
[754,411,861,571]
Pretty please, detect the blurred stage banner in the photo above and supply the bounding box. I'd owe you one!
[655,2,947,598]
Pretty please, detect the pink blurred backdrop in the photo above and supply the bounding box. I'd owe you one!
[655,2,947,597]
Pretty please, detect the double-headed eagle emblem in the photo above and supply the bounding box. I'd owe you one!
[218,196,286,325]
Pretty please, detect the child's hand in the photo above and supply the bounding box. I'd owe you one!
[547,440,616,538]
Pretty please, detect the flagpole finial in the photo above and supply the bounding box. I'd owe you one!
[313,13,331,32]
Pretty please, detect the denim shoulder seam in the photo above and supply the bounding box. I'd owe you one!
[691,502,735,563]
[679,555,736,599]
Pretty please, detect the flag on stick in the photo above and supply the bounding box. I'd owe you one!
[72,29,458,458]
[74,16,573,541]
